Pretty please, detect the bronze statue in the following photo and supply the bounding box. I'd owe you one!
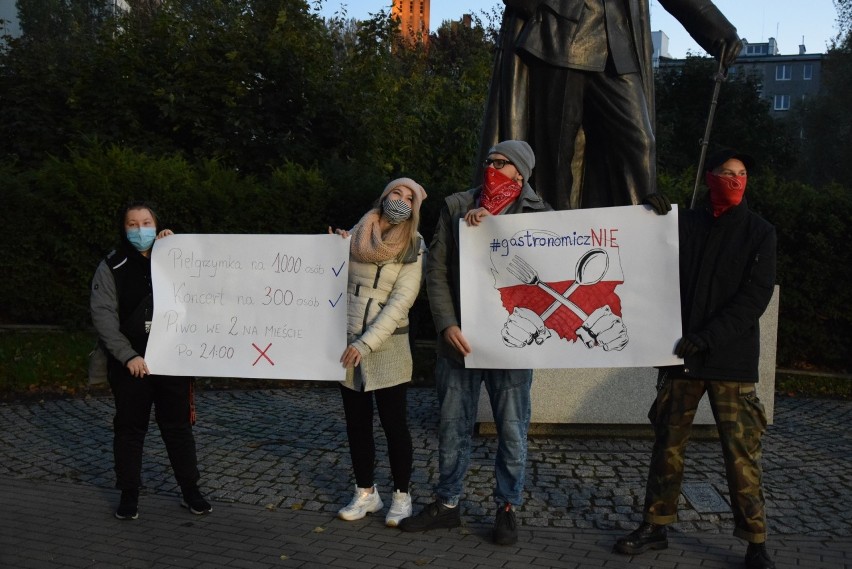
[476,0,741,210]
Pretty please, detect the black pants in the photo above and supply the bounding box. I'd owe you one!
[108,359,200,490]
[339,383,412,492]
[529,62,655,210]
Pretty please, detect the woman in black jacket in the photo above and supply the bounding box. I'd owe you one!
[90,201,211,520]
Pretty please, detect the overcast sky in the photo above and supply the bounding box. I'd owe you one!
[317,0,840,56]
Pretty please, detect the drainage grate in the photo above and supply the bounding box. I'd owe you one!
[681,482,729,513]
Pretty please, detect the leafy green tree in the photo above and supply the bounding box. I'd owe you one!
[654,56,798,190]
[0,0,119,164]
[421,19,495,186]
[1,0,340,172]
[111,0,337,171]
[836,0,852,37]
[799,28,852,187]
[318,14,495,237]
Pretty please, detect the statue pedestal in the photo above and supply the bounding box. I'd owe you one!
[477,286,779,429]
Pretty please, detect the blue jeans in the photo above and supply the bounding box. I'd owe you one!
[434,356,532,507]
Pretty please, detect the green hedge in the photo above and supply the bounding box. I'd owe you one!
[659,169,852,371]
[3,145,850,371]
[0,145,337,326]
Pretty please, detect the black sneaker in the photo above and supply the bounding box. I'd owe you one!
[613,522,668,554]
[493,503,518,545]
[745,542,776,569]
[115,489,139,520]
[180,485,212,515]
[398,500,461,532]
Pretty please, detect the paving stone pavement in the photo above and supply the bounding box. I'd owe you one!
[1,387,850,568]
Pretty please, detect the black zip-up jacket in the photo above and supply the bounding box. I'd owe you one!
[91,243,154,365]
[661,198,777,382]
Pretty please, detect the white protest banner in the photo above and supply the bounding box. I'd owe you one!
[460,205,682,369]
[146,234,349,380]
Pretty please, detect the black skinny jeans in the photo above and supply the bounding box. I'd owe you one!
[338,383,412,492]
[108,359,200,491]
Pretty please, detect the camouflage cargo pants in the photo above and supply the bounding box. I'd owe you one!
[643,377,768,543]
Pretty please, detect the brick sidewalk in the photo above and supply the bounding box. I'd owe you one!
[2,477,849,569]
[1,389,850,567]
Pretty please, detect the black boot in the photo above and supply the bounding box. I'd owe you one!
[745,542,776,569]
[493,503,518,545]
[613,522,668,555]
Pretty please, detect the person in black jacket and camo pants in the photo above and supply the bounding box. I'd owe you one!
[614,150,777,569]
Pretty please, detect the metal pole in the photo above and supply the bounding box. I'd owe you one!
[689,44,730,209]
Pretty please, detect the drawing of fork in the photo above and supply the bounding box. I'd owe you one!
[505,256,588,321]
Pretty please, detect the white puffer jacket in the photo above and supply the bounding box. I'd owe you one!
[342,236,425,391]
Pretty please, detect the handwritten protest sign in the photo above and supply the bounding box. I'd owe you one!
[460,205,682,369]
[146,234,349,380]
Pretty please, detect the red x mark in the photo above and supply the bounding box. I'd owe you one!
[251,342,274,366]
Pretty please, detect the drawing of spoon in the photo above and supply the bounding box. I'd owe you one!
[540,248,609,321]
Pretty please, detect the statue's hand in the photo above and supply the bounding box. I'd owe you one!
[713,36,743,69]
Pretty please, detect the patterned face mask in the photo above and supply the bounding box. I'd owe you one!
[382,198,413,224]
[705,172,747,217]
[481,167,522,215]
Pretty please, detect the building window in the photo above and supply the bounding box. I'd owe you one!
[803,64,813,80]
[776,64,792,81]
[774,94,791,111]
[745,44,766,55]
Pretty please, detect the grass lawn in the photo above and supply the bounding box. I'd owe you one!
[775,370,852,399]
[0,328,96,399]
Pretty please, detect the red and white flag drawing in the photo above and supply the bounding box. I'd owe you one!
[460,206,682,369]
[500,243,620,337]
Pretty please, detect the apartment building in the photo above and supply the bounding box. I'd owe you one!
[655,35,824,118]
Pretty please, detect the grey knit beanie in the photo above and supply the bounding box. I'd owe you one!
[488,140,535,182]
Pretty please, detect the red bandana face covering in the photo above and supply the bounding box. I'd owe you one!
[481,167,522,215]
[705,172,747,217]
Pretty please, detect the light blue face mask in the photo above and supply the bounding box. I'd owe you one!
[126,227,157,252]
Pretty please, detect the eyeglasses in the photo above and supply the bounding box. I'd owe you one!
[483,158,514,169]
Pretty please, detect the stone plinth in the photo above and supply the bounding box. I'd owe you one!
[477,286,779,426]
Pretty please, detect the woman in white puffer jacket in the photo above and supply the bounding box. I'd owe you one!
[330,177,427,528]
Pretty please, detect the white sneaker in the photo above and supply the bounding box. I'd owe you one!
[338,485,383,521]
[384,490,413,527]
